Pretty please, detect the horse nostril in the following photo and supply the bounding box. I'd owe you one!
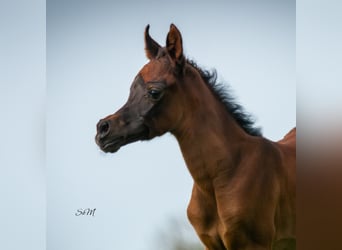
[98,120,110,138]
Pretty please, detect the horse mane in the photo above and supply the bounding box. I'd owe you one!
[187,59,262,137]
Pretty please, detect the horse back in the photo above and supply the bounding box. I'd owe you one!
[278,127,296,148]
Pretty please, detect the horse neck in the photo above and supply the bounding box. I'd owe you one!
[172,74,250,192]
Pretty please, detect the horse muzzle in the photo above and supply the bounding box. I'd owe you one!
[95,114,149,153]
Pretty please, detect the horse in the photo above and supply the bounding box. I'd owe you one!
[95,24,296,250]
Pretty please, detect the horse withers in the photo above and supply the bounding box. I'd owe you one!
[95,24,296,250]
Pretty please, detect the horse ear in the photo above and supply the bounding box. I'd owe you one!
[145,25,161,60]
[166,24,184,64]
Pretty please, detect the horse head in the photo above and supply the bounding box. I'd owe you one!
[95,24,188,153]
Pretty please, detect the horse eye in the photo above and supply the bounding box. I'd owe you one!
[148,89,163,101]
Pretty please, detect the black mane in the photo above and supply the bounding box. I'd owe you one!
[187,59,262,137]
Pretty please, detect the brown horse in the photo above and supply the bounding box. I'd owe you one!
[95,24,296,250]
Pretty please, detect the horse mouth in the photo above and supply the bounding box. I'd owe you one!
[101,138,123,153]
[96,127,149,153]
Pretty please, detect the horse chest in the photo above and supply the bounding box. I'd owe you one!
[187,185,231,249]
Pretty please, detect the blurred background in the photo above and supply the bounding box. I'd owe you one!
[46,1,295,250]
[0,1,45,250]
